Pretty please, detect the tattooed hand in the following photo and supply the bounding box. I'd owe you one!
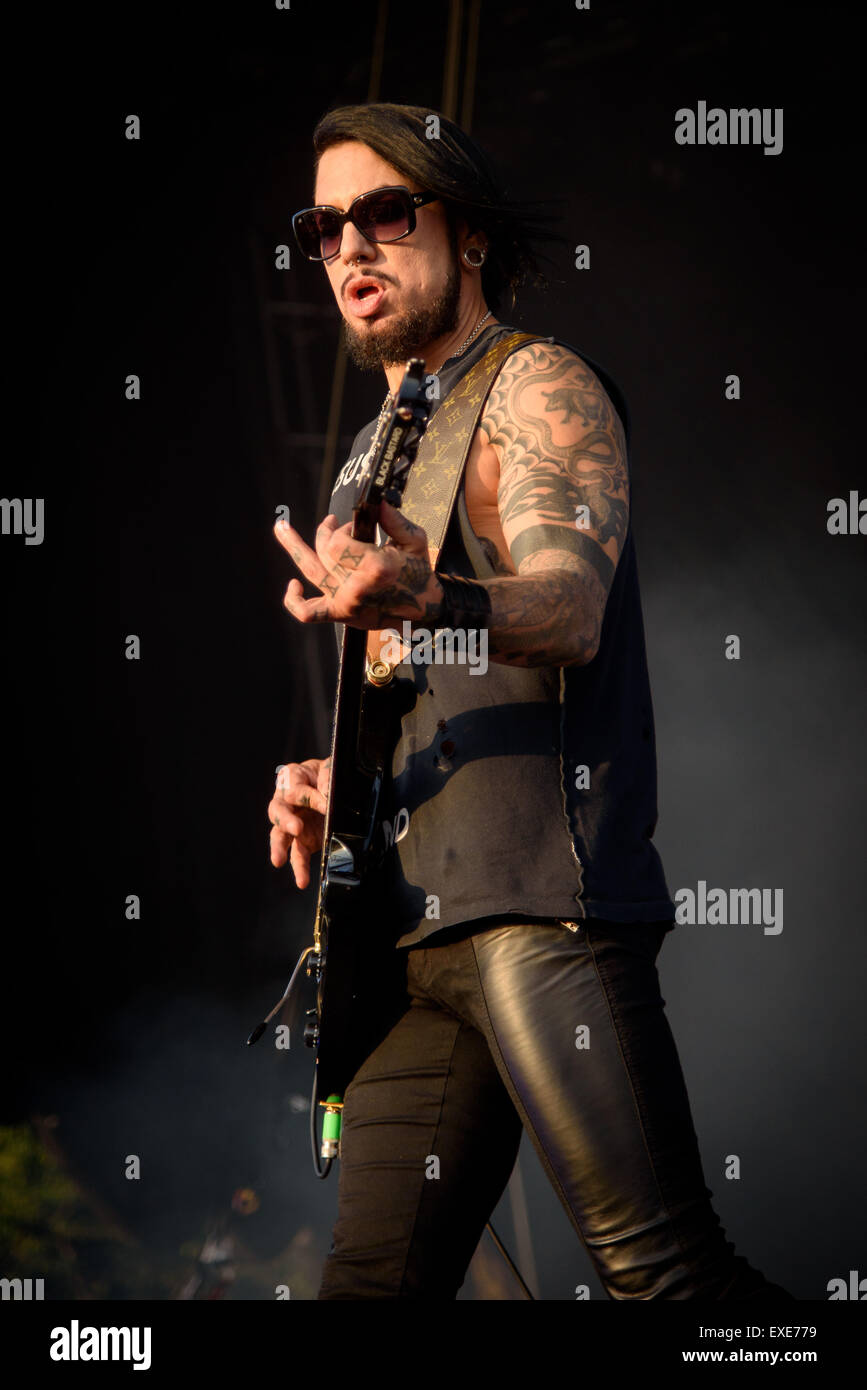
[274,500,443,628]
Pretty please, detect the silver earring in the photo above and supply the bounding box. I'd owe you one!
[463,246,486,268]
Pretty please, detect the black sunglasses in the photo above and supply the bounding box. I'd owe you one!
[292,185,439,262]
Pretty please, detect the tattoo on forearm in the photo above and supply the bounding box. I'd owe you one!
[485,568,604,668]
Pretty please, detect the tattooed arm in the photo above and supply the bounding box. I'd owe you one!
[275,342,627,666]
[461,339,629,667]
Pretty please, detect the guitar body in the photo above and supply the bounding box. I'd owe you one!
[310,662,413,1098]
[304,361,431,1106]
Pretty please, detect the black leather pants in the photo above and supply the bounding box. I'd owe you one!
[316,917,794,1300]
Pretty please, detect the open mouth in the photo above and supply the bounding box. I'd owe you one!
[346,278,388,318]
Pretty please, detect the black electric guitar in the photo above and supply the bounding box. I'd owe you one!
[248,358,431,1173]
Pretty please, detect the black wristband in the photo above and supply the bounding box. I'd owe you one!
[435,573,493,631]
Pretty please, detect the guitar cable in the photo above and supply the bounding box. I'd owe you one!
[308,1054,534,1299]
[246,946,315,1047]
[249,951,535,1298]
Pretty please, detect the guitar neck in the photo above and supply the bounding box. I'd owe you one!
[316,503,380,876]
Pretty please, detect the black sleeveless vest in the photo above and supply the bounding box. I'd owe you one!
[327,323,676,947]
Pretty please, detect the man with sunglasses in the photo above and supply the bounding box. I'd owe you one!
[266,103,793,1303]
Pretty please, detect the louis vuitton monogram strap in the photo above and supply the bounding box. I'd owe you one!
[399,329,547,562]
[365,329,546,679]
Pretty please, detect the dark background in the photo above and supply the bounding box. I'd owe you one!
[2,0,864,1299]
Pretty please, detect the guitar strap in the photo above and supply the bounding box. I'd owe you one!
[366,329,548,673]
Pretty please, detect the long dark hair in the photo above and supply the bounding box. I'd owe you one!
[311,102,567,314]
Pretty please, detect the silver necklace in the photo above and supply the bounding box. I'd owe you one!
[376,309,493,423]
[432,308,493,375]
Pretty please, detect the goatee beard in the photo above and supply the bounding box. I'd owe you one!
[342,263,462,372]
